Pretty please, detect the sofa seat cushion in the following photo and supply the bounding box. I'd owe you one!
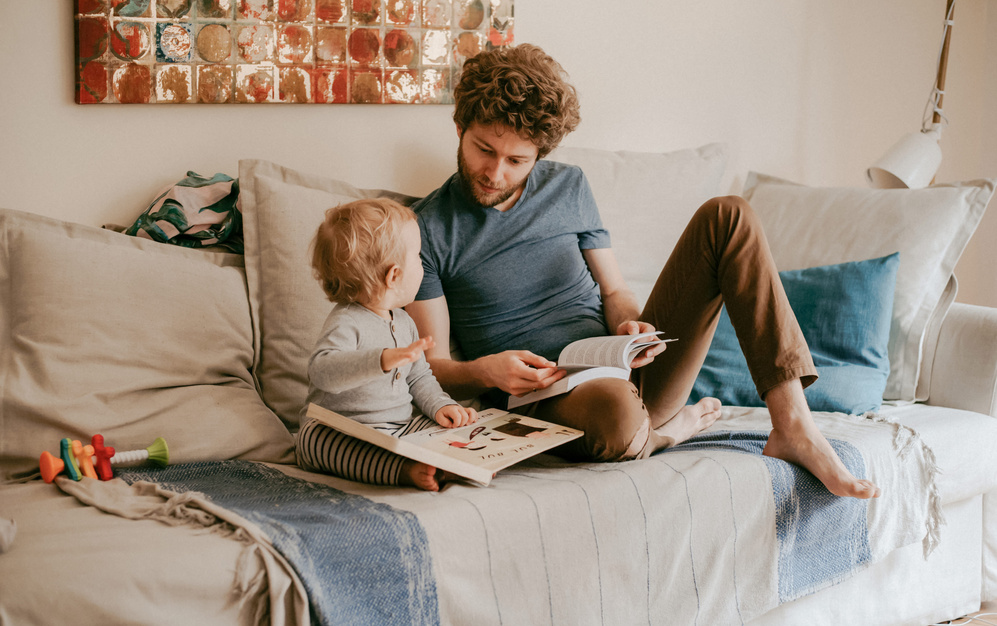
[0,481,258,623]
[0,208,295,480]
[880,403,997,505]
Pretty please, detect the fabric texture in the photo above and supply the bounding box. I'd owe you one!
[743,173,995,401]
[116,460,440,626]
[691,254,900,414]
[414,160,610,362]
[297,417,408,485]
[675,431,872,603]
[238,159,417,430]
[125,171,243,253]
[0,479,297,625]
[927,302,997,418]
[549,143,727,309]
[0,208,295,481]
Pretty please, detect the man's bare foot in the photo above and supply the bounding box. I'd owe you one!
[654,397,723,445]
[764,380,880,499]
[763,421,880,499]
[400,460,443,491]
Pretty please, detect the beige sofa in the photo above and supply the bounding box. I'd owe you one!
[1,147,996,625]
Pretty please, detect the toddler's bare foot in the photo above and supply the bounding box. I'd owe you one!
[654,397,723,445]
[400,460,443,491]
[763,419,880,499]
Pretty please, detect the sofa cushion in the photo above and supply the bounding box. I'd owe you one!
[883,403,997,505]
[743,173,995,402]
[691,254,899,414]
[238,159,417,430]
[549,143,727,309]
[0,208,295,481]
[238,147,728,429]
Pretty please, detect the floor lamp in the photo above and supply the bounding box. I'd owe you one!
[867,0,955,189]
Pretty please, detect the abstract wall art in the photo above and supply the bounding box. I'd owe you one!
[74,0,514,104]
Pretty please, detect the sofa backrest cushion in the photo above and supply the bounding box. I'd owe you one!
[743,173,995,402]
[0,208,295,481]
[548,143,727,309]
[238,147,728,430]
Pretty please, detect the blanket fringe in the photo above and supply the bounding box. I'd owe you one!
[56,478,275,626]
[235,545,275,626]
[150,490,275,626]
[861,411,945,558]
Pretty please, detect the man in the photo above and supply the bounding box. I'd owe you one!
[406,44,878,499]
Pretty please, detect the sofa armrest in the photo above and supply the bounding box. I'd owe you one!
[926,302,997,417]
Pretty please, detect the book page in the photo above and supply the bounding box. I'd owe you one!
[507,365,630,409]
[401,409,583,473]
[558,332,669,370]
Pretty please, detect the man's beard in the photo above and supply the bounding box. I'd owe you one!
[457,143,529,208]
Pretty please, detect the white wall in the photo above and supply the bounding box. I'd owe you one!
[1,1,994,305]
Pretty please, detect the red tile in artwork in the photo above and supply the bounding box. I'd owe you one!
[110,20,151,61]
[113,63,152,103]
[77,61,109,103]
[314,67,348,103]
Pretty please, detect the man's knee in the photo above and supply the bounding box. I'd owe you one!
[696,195,757,226]
[552,378,649,462]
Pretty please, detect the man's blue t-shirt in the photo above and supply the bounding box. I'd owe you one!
[414,160,611,362]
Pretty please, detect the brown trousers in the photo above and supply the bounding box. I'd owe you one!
[531,196,817,462]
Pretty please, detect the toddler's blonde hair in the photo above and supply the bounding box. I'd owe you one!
[311,197,416,306]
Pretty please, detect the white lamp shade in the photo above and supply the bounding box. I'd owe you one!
[867,127,942,189]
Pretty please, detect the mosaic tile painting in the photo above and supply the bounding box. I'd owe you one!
[74,0,515,104]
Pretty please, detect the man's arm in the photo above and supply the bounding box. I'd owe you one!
[404,296,481,399]
[405,296,565,399]
[582,247,667,367]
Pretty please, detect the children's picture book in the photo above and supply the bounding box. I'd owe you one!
[305,403,584,486]
[507,331,677,409]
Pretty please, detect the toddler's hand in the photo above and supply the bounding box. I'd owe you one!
[381,336,435,372]
[435,404,477,428]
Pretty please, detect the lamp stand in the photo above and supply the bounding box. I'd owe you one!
[933,0,954,127]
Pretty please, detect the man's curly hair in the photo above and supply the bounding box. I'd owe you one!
[453,44,580,159]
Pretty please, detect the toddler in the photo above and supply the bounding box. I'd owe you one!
[296,197,476,491]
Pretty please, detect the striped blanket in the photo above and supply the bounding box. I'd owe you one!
[71,408,939,625]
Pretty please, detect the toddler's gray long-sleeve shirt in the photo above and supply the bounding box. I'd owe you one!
[304,302,455,425]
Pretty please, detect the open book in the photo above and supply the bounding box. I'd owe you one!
[507,331,676,409]
[306,403,583,486]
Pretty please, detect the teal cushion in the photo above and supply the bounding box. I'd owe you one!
[690,253,900,414]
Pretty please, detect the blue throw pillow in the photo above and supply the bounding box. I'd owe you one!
[689,253,900,414]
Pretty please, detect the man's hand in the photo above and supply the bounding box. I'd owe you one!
[615,320,667,368]
[434,404,478,428]
[479,350,566,396]
[381,336,435,372]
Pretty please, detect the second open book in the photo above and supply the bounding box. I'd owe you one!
[507,331,676,409]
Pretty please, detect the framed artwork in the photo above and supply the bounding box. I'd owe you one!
[74,0,515,104]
